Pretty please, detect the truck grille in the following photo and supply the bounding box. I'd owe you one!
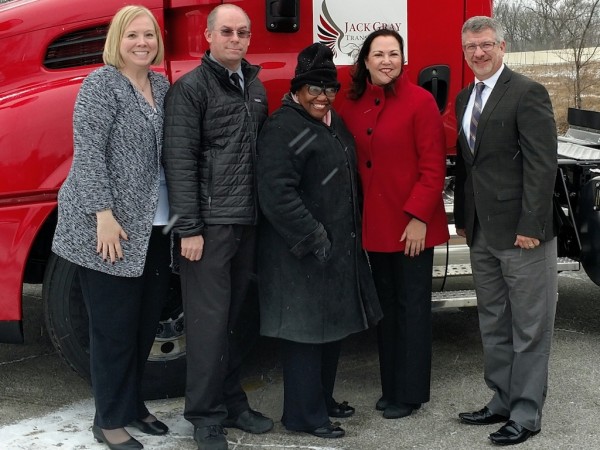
[44,26,107,69]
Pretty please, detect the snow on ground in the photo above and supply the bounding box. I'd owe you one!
[0,398,189,449]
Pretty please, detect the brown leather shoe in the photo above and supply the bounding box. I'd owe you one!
[459,406,509,425]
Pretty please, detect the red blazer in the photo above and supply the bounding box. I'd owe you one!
[340,73,449,252]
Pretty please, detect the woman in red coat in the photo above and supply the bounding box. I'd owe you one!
[340,29,449,419]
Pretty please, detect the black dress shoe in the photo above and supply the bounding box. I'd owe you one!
[194,425,228,450]
[92,425,143,450]
[459,406,509,425]
[128,418,169,435]
[222,409,274,434]
[307,422,345,439]
[328,400,355,418]
[375,397,390,411]
[382,403,420,419]
[489,420,540,445]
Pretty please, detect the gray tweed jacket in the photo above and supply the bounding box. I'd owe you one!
[52,65,170,277]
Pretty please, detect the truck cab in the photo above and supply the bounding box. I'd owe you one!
[1,0,499,397]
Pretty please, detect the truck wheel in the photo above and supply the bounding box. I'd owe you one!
[42,253,186,400]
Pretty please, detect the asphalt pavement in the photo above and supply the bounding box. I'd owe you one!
[1,271,599,449]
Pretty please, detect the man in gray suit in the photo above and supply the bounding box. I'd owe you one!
[453,16,558,446]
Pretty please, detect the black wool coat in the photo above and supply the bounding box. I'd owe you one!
[256,97,382,344]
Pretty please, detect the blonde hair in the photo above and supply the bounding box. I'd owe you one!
[103,5,164,68]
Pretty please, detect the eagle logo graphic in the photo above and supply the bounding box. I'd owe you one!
[317,0,360,60]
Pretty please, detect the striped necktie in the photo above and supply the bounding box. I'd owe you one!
[469,82,485,152]
[230,72,242,91]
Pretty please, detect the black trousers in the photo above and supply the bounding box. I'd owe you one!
[180,224,255,428]
[78,227,170,429]
[280,339,341,431]
[369,249,433,405]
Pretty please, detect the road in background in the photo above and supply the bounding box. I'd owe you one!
[1,271,599,449]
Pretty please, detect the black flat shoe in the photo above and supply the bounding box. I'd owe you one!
[307,422,345,439]
[375,397,390,411]
[459,406,509,425]
[328,400,355,418]
[489,420,540,445]
[128,418,169,436]
[383,403,420,419]
[92,425,143,450]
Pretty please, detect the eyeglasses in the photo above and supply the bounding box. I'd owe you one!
[306,85,338,98]
[218,28,251,39]
[463,42,497,54]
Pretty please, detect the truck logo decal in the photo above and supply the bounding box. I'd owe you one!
[314,0,408,65]
[317,1,358,60]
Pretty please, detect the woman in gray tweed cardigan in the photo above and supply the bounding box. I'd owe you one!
[51,6,170,450]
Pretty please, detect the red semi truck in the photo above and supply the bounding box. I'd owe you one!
[3,0,598,397]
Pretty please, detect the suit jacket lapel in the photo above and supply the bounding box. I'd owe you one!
[473,67,511,155]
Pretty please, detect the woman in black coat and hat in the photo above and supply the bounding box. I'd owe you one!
[256,43,382,439]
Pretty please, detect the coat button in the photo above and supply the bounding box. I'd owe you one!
[351,232,356,238]
[375,98,380,105]
[366,160,372,168]
[367,128,373,135]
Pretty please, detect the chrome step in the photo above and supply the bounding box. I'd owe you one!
[558,257,580,271]
[432,289,477,310]
[433,257,579,279]
[433,263,472,278]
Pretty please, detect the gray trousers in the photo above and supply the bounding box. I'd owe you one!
[470,227,557,432]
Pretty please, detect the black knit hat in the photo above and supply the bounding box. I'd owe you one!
[290,43,340,93]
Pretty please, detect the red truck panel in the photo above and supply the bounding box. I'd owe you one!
[0,0,491,342]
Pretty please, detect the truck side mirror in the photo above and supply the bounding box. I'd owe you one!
[266,0,299,32]
[418,65,450,113]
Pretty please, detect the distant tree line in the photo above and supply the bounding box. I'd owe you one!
[495,0,600,109]
[494,0,600,52]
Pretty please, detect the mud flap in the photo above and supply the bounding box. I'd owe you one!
[578,176,600,285]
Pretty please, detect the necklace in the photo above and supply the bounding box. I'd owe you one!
[121,70,150,93]
[121,70,155,108]
[132,78,150,93]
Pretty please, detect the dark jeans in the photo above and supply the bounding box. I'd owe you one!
[79,227,170,429]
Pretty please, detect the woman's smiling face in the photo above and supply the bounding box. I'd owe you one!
[365,35,404,86]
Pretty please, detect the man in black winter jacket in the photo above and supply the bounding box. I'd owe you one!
[162,4,271,450]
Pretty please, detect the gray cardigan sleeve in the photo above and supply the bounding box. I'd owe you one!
[71,71,117,215]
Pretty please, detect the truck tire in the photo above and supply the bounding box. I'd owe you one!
[42,253,186,400]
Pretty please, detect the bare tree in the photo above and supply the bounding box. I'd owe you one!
[530,0,600,108]
[494,0,543,51]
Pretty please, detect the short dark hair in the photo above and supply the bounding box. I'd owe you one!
[461,16,505,44]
